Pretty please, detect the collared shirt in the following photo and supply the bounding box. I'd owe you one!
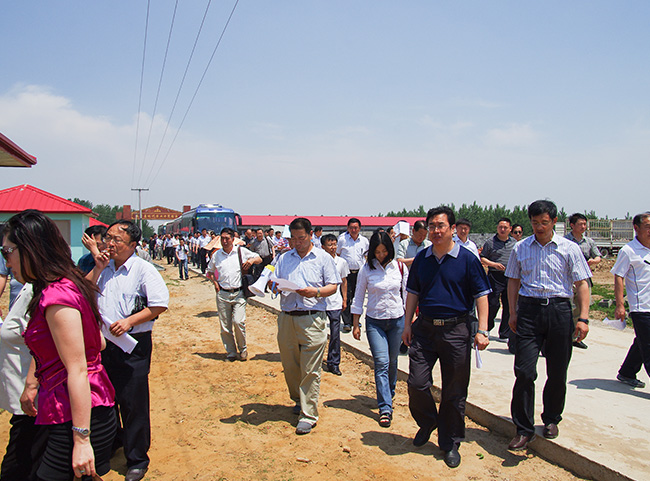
[396,237,432,260]
[176,245,189,261]
[611,237,650,312]
[207,246,258,290]
[97,254,169,335]
[250,237,274,258]
[274,247,341,312]
[407,243,491,318]
[565,232,601,261]
[198,235,211,248]
[325,256,350,311]
[505,233,591,299]
[336,232,369,270]
[351,259,407,319]
[452,235,480,258]
[312,234,322,249]
[481,234,517,271]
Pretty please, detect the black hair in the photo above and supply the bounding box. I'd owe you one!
[413,220,426,232]
[108,220,141,243]
[512,223,523,232]
[85,225,107,237]
[367,231,394,270]
[314,226,323,233]
[426,206,456,226]
[569,213,588,225]
[498,217,512,226]
[528,200,557,219]
[456,218,471,228]
[320,233,337,245]
[220,227,236,237]
[290,217,312,233]
[347,218,361,227]
[633,212,650,227]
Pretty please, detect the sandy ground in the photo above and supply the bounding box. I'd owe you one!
[0,264,588,480]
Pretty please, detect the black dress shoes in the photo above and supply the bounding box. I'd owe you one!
[125,467,148,481]
[443,448,461,468]
[543,423,559,439]
[413,425,436,447]
[508,433,536,451]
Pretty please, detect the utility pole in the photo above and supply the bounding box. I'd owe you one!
[131,188,149,232]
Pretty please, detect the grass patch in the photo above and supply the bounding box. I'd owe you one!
[591,282,631,325]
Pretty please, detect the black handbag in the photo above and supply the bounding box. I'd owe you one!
[238,247,256,299]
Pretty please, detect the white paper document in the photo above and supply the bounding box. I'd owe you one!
[101,317,138,354]
[269,276,302,293]
[603,317,626,331]
[474,344,483,369]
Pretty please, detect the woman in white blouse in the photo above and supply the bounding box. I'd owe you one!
[352,231,407,428]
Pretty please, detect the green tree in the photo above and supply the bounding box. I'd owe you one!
[68,198,154,238]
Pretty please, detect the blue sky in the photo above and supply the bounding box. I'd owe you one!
[1,1,648,219]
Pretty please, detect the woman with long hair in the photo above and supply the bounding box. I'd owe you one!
[351,230,407,428]
[2,210,115,480]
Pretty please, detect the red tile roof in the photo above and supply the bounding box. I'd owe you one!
[0,133,37,167]
[241,215,425,227]
[0,184,93,214]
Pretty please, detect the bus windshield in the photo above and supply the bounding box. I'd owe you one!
[195,212,237,233]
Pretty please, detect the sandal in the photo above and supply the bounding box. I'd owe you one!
[379,412,392,428]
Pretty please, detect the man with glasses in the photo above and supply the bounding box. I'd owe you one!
[88,220,169,481]
[402,206,491,468]
[511,224,524,241]
[505,200,591,452]
[612,212,650,389]
[270,218,340,435]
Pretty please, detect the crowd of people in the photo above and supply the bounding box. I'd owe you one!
[1,200,650,476]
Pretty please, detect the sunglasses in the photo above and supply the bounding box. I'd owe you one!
[1,246,17,260]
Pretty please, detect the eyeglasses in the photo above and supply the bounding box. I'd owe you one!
[513,230,523,234]
[102,236,126,245]
[1,246,17,260]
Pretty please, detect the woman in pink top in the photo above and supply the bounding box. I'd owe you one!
[2,210,115,481]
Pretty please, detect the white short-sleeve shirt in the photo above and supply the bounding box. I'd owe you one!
[611,238,650,312]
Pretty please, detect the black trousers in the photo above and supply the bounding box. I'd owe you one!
[199,248,209,274]
[619,312,650,379]
[102,332,152,470]
[326,309,342,368]
[511,299,573,436]
[487,270,511,338]
[407,318,471,452]
[0,414,48,481]
[341,271,359,327]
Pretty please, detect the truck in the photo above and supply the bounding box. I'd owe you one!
[565,219,634,258]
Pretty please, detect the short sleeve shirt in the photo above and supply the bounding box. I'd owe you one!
[274,247,341,312]
[336,232,369,270]
[397,238,432,260]
[406,243,491,318]
[207,246,258,290]
[324,256,350,311]
[611,238,650,312]
[481,235,517,272]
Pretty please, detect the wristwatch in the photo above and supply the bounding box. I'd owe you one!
[477,330,489,337]
[578,318,589,325]
[72,426,91,437]
[315,288,321,298]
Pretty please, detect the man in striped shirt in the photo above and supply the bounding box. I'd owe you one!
[505,200,591,451]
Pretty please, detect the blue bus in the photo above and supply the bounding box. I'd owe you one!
[168,204,241,236]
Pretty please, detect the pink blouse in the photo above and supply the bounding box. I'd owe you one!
[24,278,115,425]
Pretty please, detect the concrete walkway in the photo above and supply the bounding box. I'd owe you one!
[247,291,648,481]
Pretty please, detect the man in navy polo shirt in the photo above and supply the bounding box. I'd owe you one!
[402,206,491,468]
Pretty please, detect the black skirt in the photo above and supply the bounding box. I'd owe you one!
[37,405,116,481]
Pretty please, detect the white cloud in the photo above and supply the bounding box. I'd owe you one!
[483,123,539,146]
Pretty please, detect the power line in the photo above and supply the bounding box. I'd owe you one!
[136,0,180,187]
[147,0,240,189]
[131,0,151,189]
[144,0,214,186]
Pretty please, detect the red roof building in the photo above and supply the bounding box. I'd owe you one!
[0,132,37,167]
[241,215,425,236]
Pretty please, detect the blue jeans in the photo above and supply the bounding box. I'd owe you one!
[365,315,404,415]
[178,259,188,279]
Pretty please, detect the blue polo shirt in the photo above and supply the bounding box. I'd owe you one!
[406,243,491,318]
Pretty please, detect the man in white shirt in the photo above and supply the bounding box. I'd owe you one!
[612,212,650,389]
[311,226,323,249]
[337,218,369,333]
[206,228,262,361]
[198,228,211,274]
[270,218,340,435]
[321,234,349,376]
[452,218,480,258]
[89,220,169,481]
[396,220,431,267]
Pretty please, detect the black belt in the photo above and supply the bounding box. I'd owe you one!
[283,310,322,317]
[419,314,469,326]
[220,286,241,293]
[519,296,570,306]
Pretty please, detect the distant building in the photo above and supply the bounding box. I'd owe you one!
[0,132,37,167]
[0,184,100,262]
